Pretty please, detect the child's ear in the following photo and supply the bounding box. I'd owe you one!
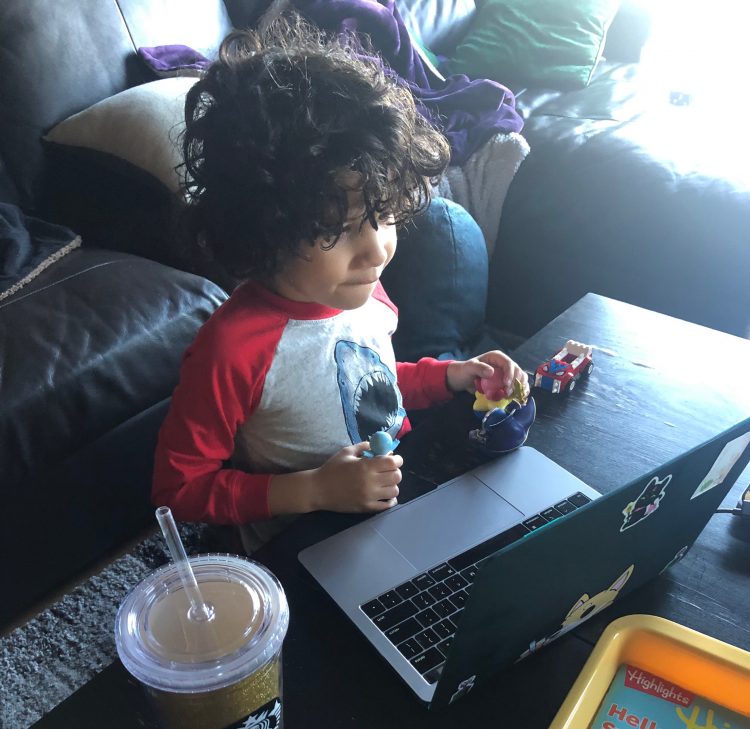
[294,243,313,262]
[298,239,319,261]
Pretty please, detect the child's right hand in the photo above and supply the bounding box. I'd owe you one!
[310,442,402,513]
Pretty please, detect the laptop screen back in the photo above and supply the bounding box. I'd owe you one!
[432,419,750,708]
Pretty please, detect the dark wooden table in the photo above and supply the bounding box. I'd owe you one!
[34,294,750,728]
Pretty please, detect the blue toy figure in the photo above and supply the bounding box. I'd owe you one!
[363,431,400,457]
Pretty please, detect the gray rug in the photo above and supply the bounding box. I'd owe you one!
[0,523,232,729]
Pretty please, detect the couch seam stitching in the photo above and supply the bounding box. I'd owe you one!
[112,0,137,52]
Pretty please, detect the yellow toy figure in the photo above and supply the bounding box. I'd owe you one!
[473,376,528,418]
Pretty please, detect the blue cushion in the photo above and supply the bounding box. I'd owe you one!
[382,197,488,361]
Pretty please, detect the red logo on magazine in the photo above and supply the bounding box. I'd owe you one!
[625,666,694,706]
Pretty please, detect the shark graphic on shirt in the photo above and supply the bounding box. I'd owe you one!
[335,340,405,443]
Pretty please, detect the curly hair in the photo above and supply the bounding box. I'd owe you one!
[181,16,450,281]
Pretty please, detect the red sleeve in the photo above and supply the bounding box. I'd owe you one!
[396,358,454,410]
[152,299,287,524]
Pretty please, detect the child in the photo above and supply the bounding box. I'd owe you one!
[152,18,528,551]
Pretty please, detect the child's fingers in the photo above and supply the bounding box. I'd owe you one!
[370,454,403,470]
[373,468,402,489]
[360,479,399,507]
[378,483,400,499]
[474,360,495,377]
[349,441,371,456]
[367,496,399,511]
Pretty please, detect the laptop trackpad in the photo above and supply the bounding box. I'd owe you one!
[372,475,523,572]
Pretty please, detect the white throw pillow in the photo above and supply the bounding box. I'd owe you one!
[44,77,196,194]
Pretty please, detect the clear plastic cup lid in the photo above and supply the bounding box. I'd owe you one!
[115,554,289,693]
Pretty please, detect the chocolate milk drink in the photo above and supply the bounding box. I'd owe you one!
[116,554,289,729]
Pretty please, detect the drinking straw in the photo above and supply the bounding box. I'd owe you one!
[155,506,215,622]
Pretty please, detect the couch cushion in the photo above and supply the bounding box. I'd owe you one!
[40,77,206,275]
[0,248,228,491]
[395,0,476,56]
[0,155,20,207]
[446,0,621,90]
[487,61,750,340]
[1,399,171,627]
[44,77,196,195]
[0,0,231,209]
[381,197,488,361]
[0,0,143,207]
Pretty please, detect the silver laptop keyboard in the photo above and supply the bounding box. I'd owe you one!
[359,491,592,684]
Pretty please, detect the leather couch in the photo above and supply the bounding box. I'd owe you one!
[2,0,747,627]
[0,244,225,627]
[479,7,750,341]
[0,0,231,627]
[401,0,749,341]
[489,52,750,341]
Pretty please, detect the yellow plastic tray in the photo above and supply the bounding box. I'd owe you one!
[550,614,750,728]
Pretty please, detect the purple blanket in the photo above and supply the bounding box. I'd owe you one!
[293,0,523,165]
[138,45,210,75]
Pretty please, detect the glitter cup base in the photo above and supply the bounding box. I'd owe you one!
[148,654,283,729]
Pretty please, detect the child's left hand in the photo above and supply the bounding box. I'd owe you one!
[446,350,529,400]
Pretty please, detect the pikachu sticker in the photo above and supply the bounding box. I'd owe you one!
[518,565,634,661]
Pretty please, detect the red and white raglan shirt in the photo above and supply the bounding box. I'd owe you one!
[153,280,453,541]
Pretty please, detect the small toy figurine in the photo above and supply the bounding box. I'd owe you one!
[534,339,594,394]
[469,378,536,454]
[363,430,400,458]
[473,375,528,419]
[477,370,513,402]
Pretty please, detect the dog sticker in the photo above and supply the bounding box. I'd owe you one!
[621,475,671,531]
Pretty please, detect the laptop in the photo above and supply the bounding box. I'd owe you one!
[299,417,750,708]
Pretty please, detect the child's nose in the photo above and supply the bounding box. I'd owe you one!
[358,225,390,267]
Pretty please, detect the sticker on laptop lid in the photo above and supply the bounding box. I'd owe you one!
[621,475,671,532]
[449,675,476,705]
[659,545,689,574]
[517,565,634,661]
[691,431,750,500]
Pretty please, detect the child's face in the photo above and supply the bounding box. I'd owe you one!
[273,198,397,310]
